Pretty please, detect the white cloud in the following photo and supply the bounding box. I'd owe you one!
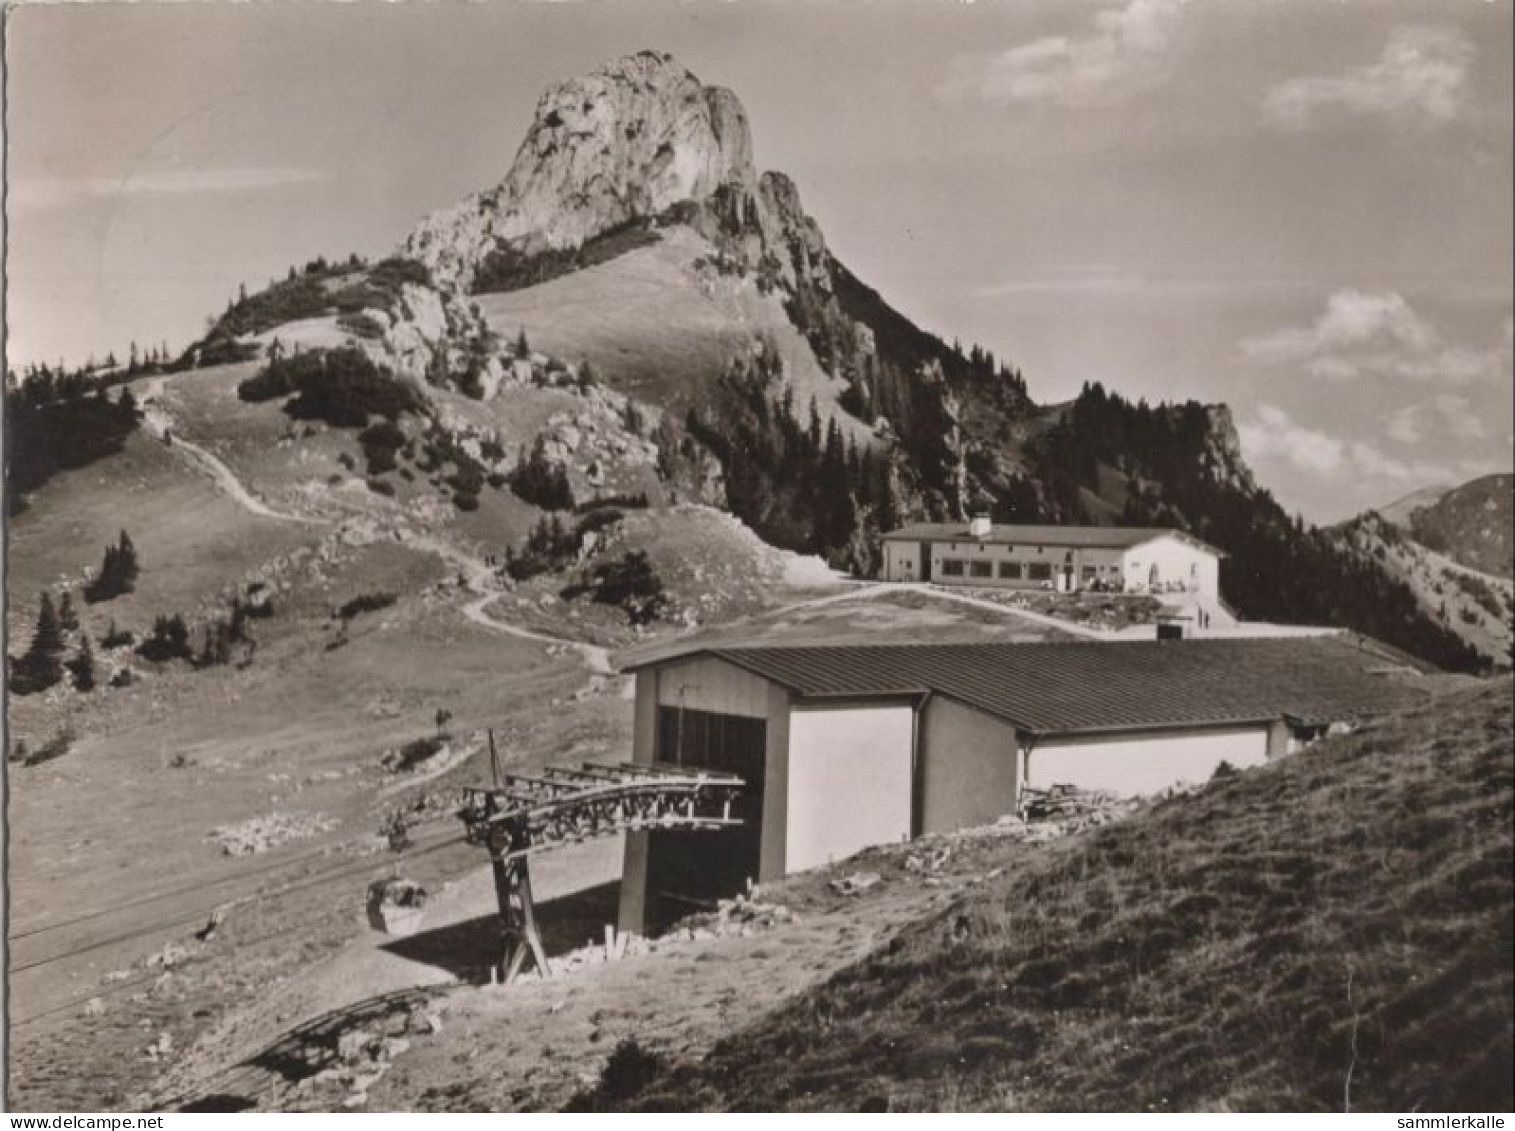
[1346,440,1445,485]
[1240,403,1499,493]
[1242,405,1502,496]
[1240,290,1511,386]
[937,0,1185,107]
[1238,405,1344,474]
[1264,25,1473,130]
[12,167,331,211]
[1241,290,1435,363]
[1386,394,1488,447]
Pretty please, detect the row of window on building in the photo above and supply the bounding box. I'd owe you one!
[939,559,1121,581]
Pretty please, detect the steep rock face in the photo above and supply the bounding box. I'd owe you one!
[1200,405,1258,495]
[403,51,758,290]
[381,283,451,382]
[755,171,830,290]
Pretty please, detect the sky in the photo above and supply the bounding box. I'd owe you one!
[5,0,1512,522]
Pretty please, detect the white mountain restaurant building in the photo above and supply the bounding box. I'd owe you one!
[617,637,1416,934]
[880,520,1222,596]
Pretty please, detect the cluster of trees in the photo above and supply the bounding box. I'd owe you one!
[9,588,124,695]
[10,593,80,694]
[137,590,267,668]
[193,600,261,667]
[684,352,903,573]
[563,550,668,626]
[470,224,659,295]
[510,436,576,511]
[781,256,1030,517]
[782,294,968,516]
[1032,383,1486,673]
[138,614,192,663]
[11,343,173,387]
[358,420,408,475]
[501,509,666,625]
[825,258,1031,417]
[238,347,424,428]
[9,568,274,696]
[413,425,492,511]
[335,591,398,621]
[1455,574,1507,621]
[5,368,141,515]
[206,255,430,344]
[504,513,584,581]
[84,530,141,603]
[502,506,632,583]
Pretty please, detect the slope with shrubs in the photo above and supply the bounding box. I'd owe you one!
[1403,474,1513,581]
[613,680,1513,1112]
[1334,512,1513,667]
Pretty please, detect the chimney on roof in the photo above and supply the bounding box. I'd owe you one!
[969,514,992,539]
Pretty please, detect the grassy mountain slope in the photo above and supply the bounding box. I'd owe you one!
[1379,484,1452,529]
[612,680,1512,1112]
[1335,512,1513,666]
[471,225,873,446]
[7,429,315,645]
[1401,474,1513,581]
[4,355,860,1108]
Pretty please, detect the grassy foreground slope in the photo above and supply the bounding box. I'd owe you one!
[621,680,1513,1112]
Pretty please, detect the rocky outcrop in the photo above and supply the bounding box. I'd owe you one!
[403,51,760,291]
[755,171,829,288]
[380,283,450,382]
[1199,405,1258,495]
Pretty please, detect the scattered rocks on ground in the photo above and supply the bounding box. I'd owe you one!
[829,871,882,897]
[904,845,954,875]
[209,811,338,857]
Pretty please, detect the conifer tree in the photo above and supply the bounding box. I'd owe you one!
[85,529,140,602]
[10,592,67,693]
[116,530,140,586]
[30,592,65,667]
[68,637,96,692]
[58,591,79,632]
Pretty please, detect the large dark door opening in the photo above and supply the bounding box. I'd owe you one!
[646,705,766,932]
[919,543,933,581]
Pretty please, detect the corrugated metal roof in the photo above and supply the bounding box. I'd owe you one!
[639,637,1421,737]
[879,522,1218,554]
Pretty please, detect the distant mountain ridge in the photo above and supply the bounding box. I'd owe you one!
[1378,483,1454,529]
[1326,473,1514,665]
[1388,474,1512,581]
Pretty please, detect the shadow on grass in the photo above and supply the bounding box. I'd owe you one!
[378,880,621,984]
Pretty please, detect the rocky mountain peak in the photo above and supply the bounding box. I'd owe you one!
[403,51,759,289]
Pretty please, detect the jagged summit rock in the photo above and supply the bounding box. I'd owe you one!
[403,51,762,289]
